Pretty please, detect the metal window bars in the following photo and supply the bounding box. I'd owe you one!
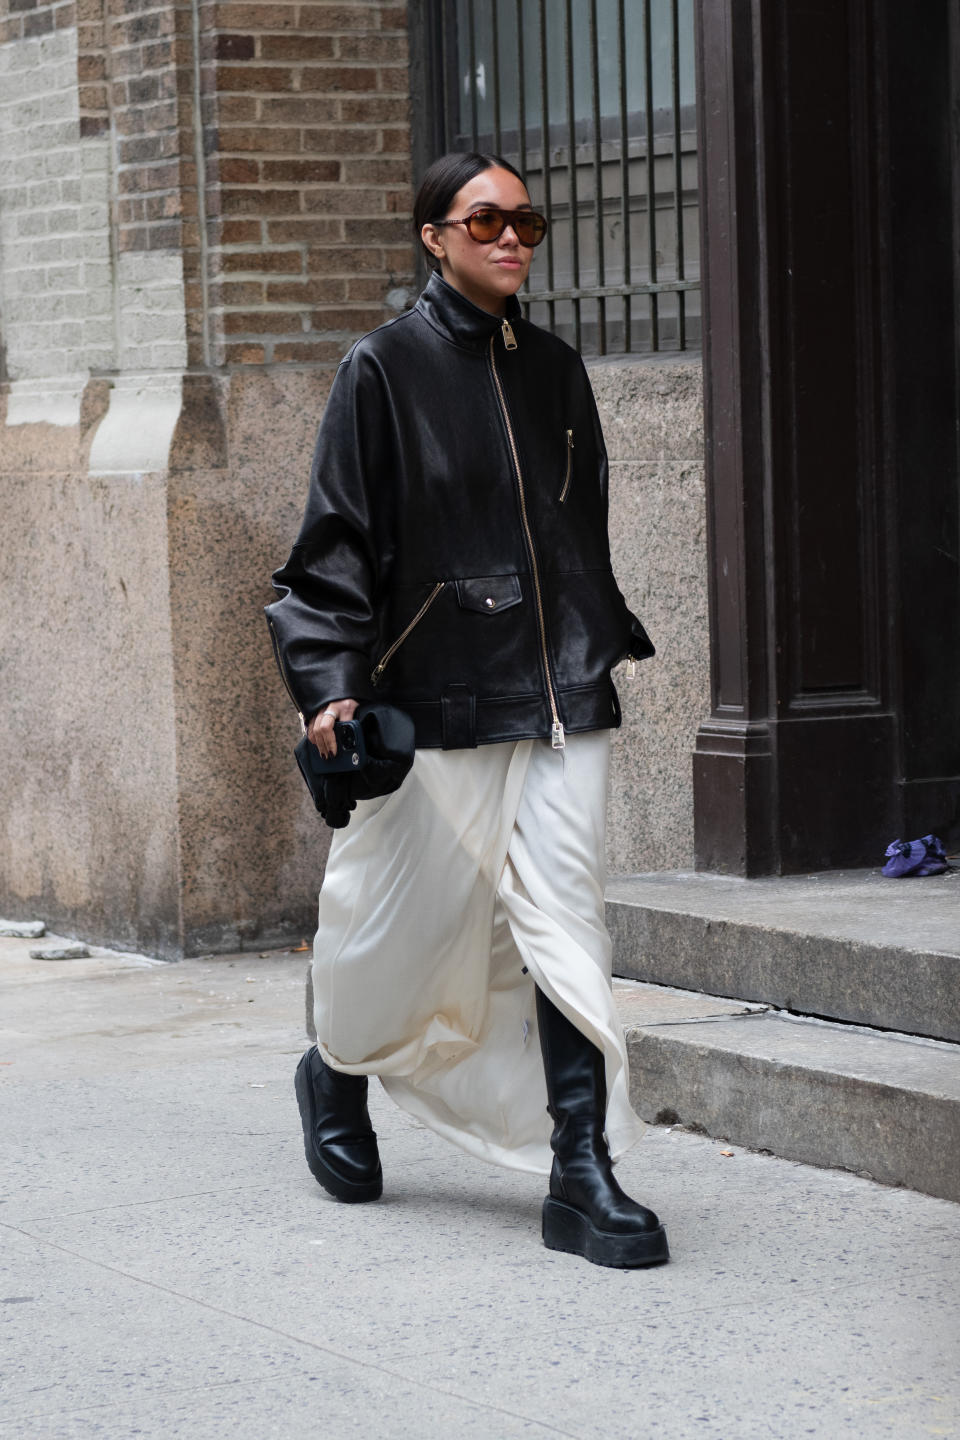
[418,0,700,356]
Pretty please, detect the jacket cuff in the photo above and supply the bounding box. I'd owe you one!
[295,653,376,722]
[627,614,656,661]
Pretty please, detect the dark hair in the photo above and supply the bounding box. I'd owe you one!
[413,151,528,271]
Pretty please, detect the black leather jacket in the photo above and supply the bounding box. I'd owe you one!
[266,270,653,751]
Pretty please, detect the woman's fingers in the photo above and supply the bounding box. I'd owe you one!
[308,699,359,759]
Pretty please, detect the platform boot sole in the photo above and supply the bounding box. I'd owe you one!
[542,1195,669,1268]
[294,1056,383,1204]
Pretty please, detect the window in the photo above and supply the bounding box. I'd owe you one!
[414,0,700,356]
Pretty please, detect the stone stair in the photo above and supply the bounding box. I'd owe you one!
[609,868,960,1202]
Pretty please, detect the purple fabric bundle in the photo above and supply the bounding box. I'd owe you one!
[881,834,949,878]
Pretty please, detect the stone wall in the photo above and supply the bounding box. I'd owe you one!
[593,353,708,875]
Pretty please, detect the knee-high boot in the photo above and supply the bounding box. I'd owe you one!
[535,987,669,1268]
[294,1046,383,1203]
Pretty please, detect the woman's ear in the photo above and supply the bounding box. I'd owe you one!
[420,222,444,261]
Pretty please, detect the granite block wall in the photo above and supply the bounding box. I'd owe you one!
[592,353,709,875]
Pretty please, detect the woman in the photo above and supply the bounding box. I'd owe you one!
[266,152,668,1269]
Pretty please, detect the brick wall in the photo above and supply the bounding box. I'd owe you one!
[208,0,414,366]
[0,0,416,394]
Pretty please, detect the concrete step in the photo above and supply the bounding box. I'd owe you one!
[607,867,960,1043]
[614,978,960,1203]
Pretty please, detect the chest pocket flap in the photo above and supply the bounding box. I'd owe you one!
[455,574,523,614]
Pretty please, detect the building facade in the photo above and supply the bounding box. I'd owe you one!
[1,0,956,956]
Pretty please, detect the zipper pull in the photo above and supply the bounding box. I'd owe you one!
[502,317,518,351]
[298,711,307,736]
[627,658,637,680]
[551,720,565,750]
[371,663,384,687]
[566,428,574,450]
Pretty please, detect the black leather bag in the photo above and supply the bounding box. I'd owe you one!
[294,702,416,830]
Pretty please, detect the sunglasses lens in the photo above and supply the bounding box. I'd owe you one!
[467,209,504,242]
[514,214,547,246]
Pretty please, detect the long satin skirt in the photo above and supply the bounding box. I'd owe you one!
[310,728,645,1175]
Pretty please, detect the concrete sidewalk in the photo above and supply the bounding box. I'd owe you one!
[2,936,959,1440]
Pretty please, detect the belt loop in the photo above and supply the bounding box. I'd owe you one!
[441,684,477,749]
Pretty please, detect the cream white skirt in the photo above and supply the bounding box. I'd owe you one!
[311,728,645,1175]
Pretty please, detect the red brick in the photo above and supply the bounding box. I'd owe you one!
[260,33,334,60]
[221,187,302,215]
[272,341,344,362]
[299,4,378,31]
[338,95,407,122]
[306,244,382,273]
[268,217,344,243]
[309,306,386,331]
[302,186,384,216]
[261,159,341,183]
[79,83,109,113]
[342,157,409,185]
[343,215,410,244]
[219,157,259,183]
[213,280,267,305]
[216,32,255,59]
[213,3,298,28]
[219,220,266,244]
[225,343,267,363]
[300,65,378,93]
[223,311,304,334]
[257,96,338,125]
[377,64,409,95]
[379,4,407,28]
[335,33,406,63]
[218,65,297,93]
[386,187,411,214]
[266,277,347,303]
[300,125,380,155]
[383,244,416,273]
[219,126,300,152]
[222,247,302,272]
[379,126,409,154]
[346,275,388,302]
[215,94,258,122]
[146,221,182,249]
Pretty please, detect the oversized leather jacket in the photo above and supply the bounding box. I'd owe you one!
[266,270,654,751]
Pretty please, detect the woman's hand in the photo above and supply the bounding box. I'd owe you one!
[308,698,359,759]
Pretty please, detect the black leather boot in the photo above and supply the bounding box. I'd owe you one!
[294,1047,383,1203]
[535,988,669,1268]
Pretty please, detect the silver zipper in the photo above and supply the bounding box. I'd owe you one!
[488,335,565,750]
[267,616,306,735]
[371,580,446,686]
[559,428,575,503]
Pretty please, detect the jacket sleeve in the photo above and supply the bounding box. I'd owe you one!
[265,345,397,721]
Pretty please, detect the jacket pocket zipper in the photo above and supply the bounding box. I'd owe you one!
[559,429,574,503]
[371,580,446,686]
[267,615,306,735]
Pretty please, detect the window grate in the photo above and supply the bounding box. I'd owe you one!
[413,0,700,357]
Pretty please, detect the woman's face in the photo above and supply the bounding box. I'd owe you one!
[421,167,536,315]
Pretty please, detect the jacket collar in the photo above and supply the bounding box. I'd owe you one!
[415,270,522,352]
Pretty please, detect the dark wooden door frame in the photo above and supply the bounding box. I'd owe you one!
[691,0,902,874]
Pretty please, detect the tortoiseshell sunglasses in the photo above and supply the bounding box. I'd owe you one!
[432,206,549,248]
